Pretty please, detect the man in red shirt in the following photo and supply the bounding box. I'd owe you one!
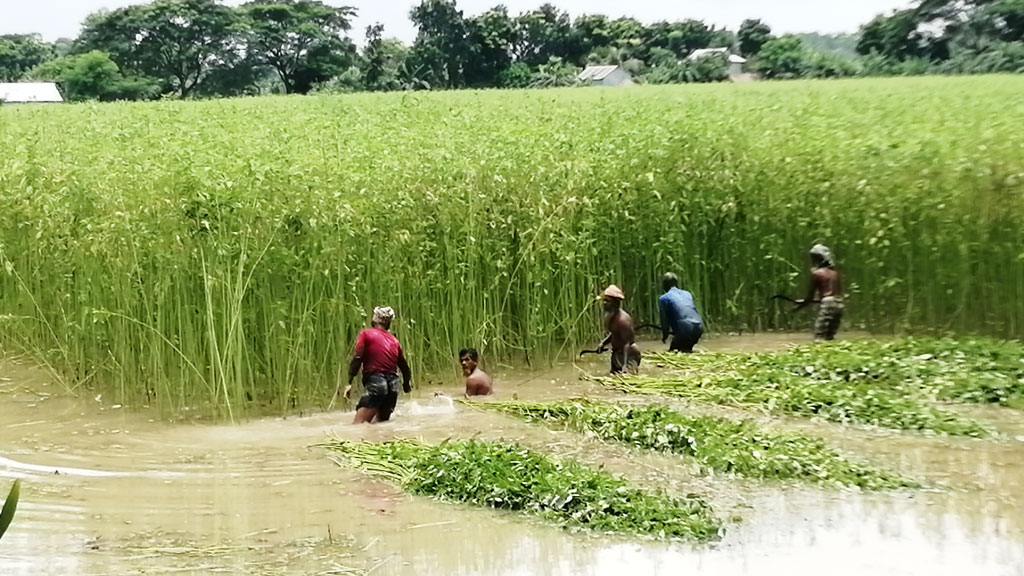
[343,306,412,424]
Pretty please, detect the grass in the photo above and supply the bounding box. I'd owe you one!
[1,77,1023,415]
[472,399,918,489]
[597,339,1003,436]
[322,438,722,542]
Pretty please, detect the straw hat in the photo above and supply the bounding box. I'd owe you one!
[603,285,625,300]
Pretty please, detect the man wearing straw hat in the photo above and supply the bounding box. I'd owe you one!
[599,285,642,374]
[344,306,412,424]
[793,244,844,341]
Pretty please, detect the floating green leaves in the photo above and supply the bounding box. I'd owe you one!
[598,338,1006,436]
[323,438,722,541]
[474,400,917,489]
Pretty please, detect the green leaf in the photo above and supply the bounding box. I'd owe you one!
[0,479,21,541]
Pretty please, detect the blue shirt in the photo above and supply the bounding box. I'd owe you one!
[659,288,702,336]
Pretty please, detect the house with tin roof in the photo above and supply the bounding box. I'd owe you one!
[0,82,64,104]
[578,65,634,87]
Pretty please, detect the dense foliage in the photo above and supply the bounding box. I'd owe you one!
[474,400,918,489]
[324,439,722,541]
[1,79,1023,414]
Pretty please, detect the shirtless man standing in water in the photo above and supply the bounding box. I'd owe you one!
[793,244,844,341]
[598,285,641,374]
[459,348,493,397]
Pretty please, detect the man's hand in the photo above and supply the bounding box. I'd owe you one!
[343,385,352,400]
[403,381,412,394]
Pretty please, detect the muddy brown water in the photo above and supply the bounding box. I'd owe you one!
[2,333,1023,575]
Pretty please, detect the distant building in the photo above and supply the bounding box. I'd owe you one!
[578,65,634,87]
[687,48,749,79]
[0,82,64,104]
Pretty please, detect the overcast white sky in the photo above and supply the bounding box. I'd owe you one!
[1,0,911,43]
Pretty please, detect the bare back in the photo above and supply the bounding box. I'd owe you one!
[812,267,842,299]
[605,310,637,352]
[465,369,493,396]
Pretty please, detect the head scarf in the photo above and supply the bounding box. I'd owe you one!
[810,244,834,268]
[372,306,395,325]
[603,285,625,300]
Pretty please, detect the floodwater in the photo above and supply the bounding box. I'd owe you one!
[2,333,1024,576]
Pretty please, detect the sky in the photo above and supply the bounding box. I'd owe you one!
[1,0,913,43]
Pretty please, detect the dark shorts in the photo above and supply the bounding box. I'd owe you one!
[610,344,641,374]
[356,373,399,418]
[669,323,703,353]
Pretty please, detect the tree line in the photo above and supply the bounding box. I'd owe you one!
[0,0,1021,101]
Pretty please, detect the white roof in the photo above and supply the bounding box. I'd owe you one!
[0,82,63,103]
[578,65,623,81]
[687,48,746,64]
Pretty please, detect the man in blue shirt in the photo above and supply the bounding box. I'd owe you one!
[658,273,703,353]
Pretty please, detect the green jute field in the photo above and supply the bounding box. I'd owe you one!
[1,76,1022,416]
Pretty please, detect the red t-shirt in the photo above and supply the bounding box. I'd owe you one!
[354,328,403,375]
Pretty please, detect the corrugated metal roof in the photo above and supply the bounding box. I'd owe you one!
[0,82,64,103]
[728,54,747,64]
[578,65,621,81]
[687,48,728,60]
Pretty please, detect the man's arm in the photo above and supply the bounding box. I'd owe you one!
[344,332,366,399]
[794,273,818,311]
[659,299,671,343]
[343,356,361,399]
[397,350,412,394]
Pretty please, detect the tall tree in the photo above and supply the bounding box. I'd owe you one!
[856,9,950,61]
[975,0,1024,42]
[242,0,357,94]
[738,19,773,57]
[363,34,410,91]
[643,20,714,60]
[0,34,55,81]
[76,0,240,98]
[409,0,472,88]
[362,24,388,90]
[464,6,516,87]
[513,4,573,67]
[755,35,808,78]
[570,14,612,64]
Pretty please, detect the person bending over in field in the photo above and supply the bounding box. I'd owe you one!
[793,244,844,341]
[344,306,412,424]
[459,348,493,397]
[659,273,704,353]
[599,285,642,374]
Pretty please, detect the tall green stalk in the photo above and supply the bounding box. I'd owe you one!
[1,77,1022,415]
